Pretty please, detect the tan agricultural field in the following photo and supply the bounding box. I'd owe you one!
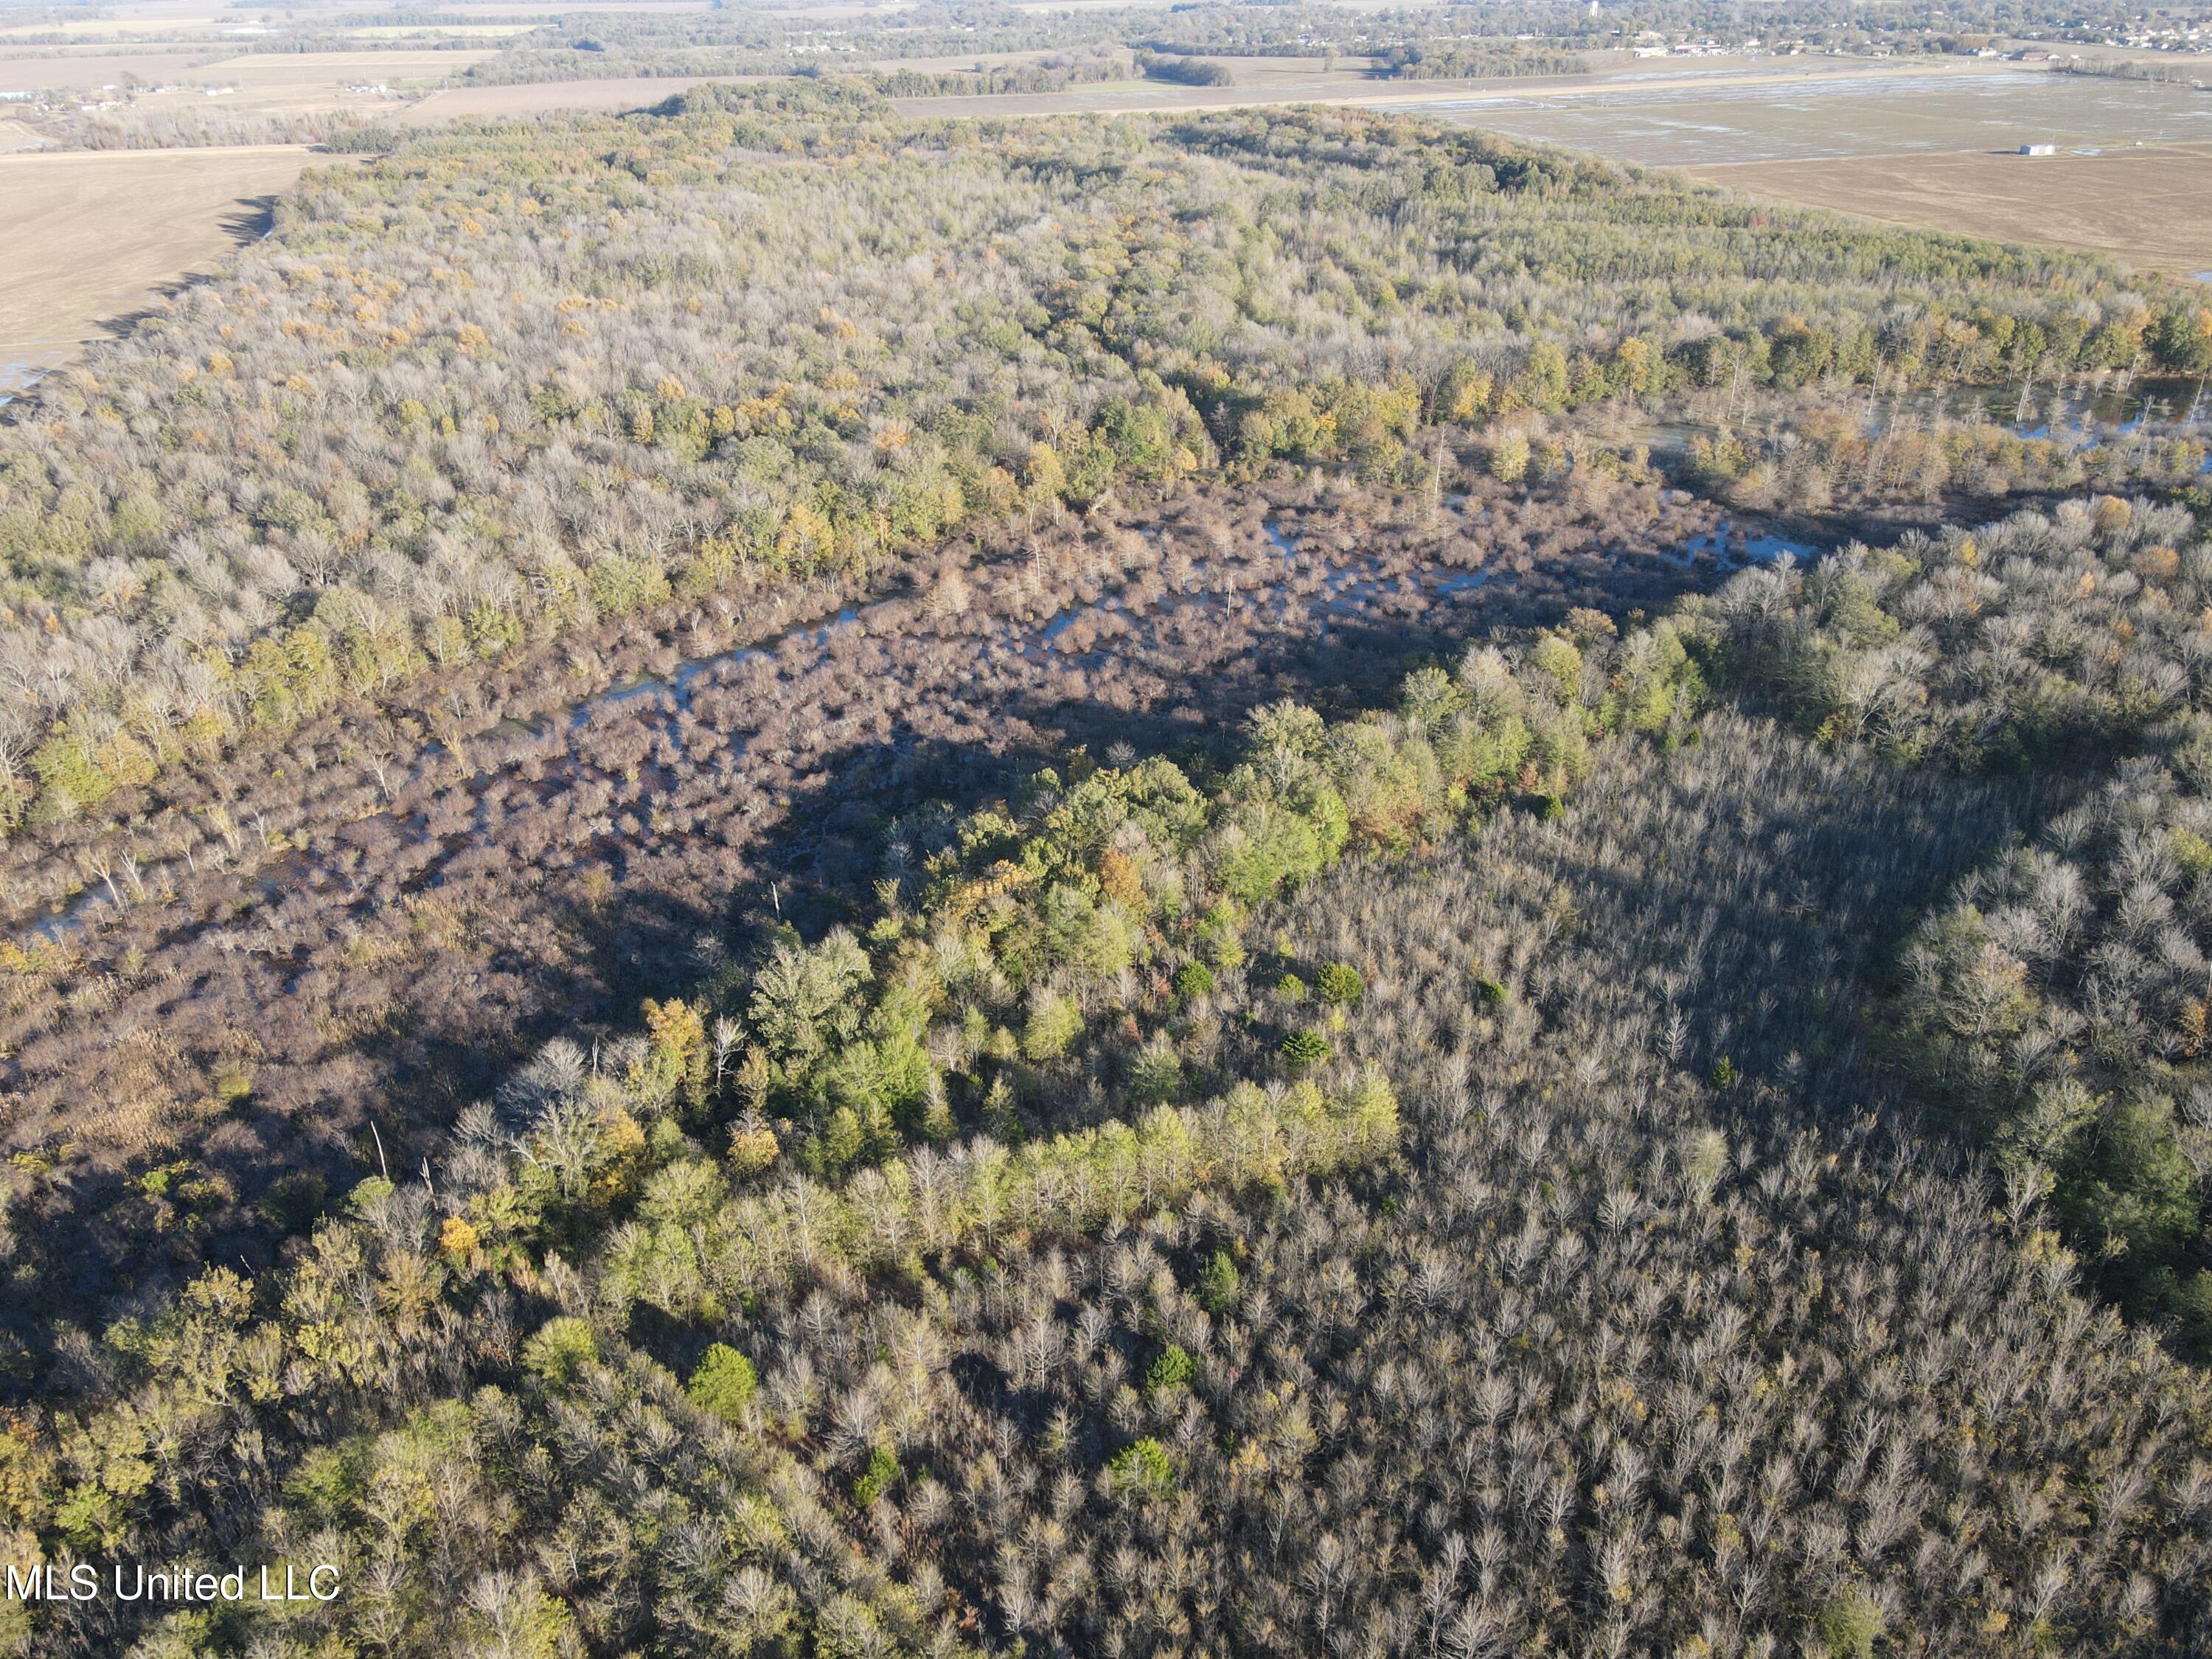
[0,15,221,41]
[1436,63,2212,166]
[192,49,495,88]
[0,145,324,394]
[889,53,2000,121]
[141,49,491,115]
[0,46,490,99]
[0,50,208,93]
[1694,145,2212,278]
[400,74,762,121]
[343,24,536,39]
[0,0,229,34]
[0,45,493,138]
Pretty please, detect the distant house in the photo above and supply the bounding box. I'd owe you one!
[2018,142,2057,156]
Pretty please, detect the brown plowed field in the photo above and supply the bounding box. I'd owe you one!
[1692,144,2212,278]
[0,144,324,392]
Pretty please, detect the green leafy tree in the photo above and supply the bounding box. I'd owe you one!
[1127,1037,1183,1105]
[687,1343,759,1422]
[749,929,870,1065]
[1196,1248,1241,1315]
[522,1317,599,1389]
[1108,1437,1175,1495]
[1817,1589,1884,1659]
[1173,961,1217,1000]
[1022,993,1084,1062]
[1145,1343,1194,1393]
[853,1444,900,1507]
[1315,963,1365,1006]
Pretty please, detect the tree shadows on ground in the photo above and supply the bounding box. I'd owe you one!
[0,560,1595,1382]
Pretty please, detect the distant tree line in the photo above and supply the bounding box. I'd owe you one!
[1368,41,1590,77]
[865,49,1130,99]
[1135,50,1237,87]
[447,0,2212,87]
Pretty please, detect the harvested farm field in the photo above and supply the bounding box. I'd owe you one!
[174,48,494,108]
[0,49,206,94]
[400,72,757,121]
[0,145,321,394]
[1427,64,2212,167]
[893,54,2024,123]
[0,46,487,100]
[1691,145,2212,278]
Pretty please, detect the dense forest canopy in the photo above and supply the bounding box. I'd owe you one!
[0,83,2188,841]
[1691,498,2212,1346]
[9,55,2212,1659]
[13,496,2212,1656]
